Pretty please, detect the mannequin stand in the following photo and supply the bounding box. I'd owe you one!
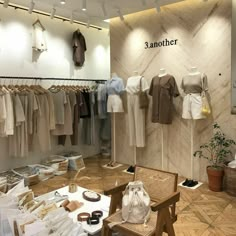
[103,113,122,169]
[179,120,202,189]
[123,146,136,175]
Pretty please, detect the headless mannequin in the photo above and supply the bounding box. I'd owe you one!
[111,72,118,78]
[189,66,200,75]
[133,71,139,76]
[159,68,167,77]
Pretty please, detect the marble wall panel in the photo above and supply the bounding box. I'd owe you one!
[110,0,235,181]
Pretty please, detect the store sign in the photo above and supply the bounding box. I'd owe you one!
[145,39,178,49]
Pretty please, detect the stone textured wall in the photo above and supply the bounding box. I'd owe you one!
[110,0,234,181]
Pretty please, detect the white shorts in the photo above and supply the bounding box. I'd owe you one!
[182,93,206,120]
[107,95,124,113]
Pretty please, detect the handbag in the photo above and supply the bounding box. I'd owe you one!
[201,75,211,116]
[139,76,149,109]
[122,181,151,224]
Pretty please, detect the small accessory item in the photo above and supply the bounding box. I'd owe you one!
[91,210,103,218]
[82,191,101,202]
[201,74,211,116]
[87,216,100,225]
[69,182,78,193]
[65,200,84,212]
[77,212,90,222]
[138,76,149,109]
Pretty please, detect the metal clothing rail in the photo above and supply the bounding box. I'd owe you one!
[0,1,102,31]
[0,76,107,82]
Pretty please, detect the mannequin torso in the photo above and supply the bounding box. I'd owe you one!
[189,66,200,76]
[159,68,167,77]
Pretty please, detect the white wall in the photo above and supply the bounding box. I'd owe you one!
[0,7,110,171]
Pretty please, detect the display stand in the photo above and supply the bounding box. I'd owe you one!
[161,125,164,170]
[103,113,122,169]
[179,120,202,189]
[123,146,135,175]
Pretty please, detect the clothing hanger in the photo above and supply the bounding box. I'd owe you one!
[32,19,45,31]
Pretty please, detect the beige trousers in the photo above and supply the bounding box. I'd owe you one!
[127,94,145,147]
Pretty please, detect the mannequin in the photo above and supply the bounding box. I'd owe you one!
[189,66,200,75]
[133,71,139,76]
[159,68,167,77]
[111,72,118,78]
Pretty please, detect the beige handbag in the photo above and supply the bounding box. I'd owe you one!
[139,76,149,109]
[201,74,211,116]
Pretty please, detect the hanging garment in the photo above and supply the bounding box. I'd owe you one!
[72,30,87,67]
[149,74,179,124]
[81,92,96,145]
[32,23,47,52]
[0,89,14,137]
[80,91,91,118]
[126,76,149,147]
[97,84,107,119]
[181,73,208,119]
[35,94,51,152]
[58,91,78,146]
[9,94,26,157]
[52,94,73,136]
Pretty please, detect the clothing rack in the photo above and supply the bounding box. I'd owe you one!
[0,76,107,83]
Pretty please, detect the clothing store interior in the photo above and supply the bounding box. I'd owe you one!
[0,0,236,235]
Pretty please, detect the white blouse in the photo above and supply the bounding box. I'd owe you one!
[126,75,149,94]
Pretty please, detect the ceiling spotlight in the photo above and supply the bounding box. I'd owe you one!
[86,19,90,28]
[101,2,107,17]
[141,0,146,6]
[60,0,66,4]
[70,12,73,24]
[155,3,161,13]
[28,1,35,14]
[117,9,124,21]
[3,0,10,8]
[50,8,56,19]
[82,0,87,11]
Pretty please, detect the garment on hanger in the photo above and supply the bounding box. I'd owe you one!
[181,73,208,120]
[149,74,179,124]
[97,84,107,119]
[32,20,47,52]
[126,75,149,147]
[72,30,87,67]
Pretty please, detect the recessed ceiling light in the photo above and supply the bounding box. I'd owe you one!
[82,0,87,11]
[60,0,66,5]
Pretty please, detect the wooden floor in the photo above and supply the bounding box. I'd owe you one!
[30,156,236,236]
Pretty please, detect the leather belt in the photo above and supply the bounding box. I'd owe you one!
[77,212,90,222]
[77,210,103,225]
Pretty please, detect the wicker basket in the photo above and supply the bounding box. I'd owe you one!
[224,165,236,196]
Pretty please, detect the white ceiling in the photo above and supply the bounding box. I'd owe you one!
[4,0,184,29]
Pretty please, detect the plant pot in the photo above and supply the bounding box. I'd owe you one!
[207,166,224,192]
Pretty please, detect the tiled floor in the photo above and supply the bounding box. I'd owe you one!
[30,155,236,236]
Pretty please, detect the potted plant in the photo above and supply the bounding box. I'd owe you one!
[193,123,236,192]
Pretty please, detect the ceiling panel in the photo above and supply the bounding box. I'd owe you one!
[2,0,184,29]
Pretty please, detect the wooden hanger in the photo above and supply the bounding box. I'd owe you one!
[32,19,45,31]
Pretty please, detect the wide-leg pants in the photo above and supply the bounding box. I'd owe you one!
[127,94,145,147]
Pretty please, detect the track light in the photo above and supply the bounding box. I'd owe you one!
[101,2,107,17]
[3,0,10,8]
[117,9,124,21]
[28,1,35,14]
[70,12,73,24]
[155,3,161,13]
[82,0,87,11]
[86,17,90,28]
[50,8,56,19]
[60,0,66,4]
[141,0,146,6]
